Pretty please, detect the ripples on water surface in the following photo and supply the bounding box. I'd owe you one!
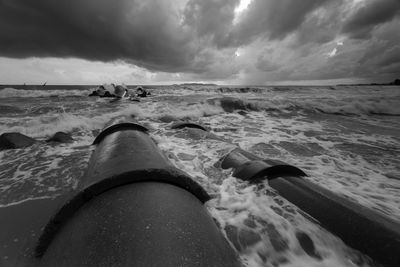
[1,85,399,266]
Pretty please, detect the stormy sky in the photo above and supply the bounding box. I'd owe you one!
[0,0,399,85]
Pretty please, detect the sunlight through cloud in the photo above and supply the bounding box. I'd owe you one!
[235,0,252,13]
[233,0,252,24]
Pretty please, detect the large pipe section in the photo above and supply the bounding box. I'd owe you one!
[268,176,400,267]
[36,122,241,266]
[220,148,306,180]
[220,148,400,267]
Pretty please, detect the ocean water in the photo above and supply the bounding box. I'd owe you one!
[0,84,399,266]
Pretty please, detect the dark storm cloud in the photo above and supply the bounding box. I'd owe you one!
[357,19,400,68]
[294,0,345,46]
[183,0,239,46]
[342,0,400,39]
[1,0,399,83]
[377,45,400,67]
[181,0,332,48]
[0,0,194,72]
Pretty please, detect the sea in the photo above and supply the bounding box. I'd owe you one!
[0,84,399,266]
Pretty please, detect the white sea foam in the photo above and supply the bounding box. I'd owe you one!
[1,85,399,266]
[0,143,92,206]
[151,124,374,266]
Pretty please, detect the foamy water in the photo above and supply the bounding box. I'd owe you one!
[1,85,399,266]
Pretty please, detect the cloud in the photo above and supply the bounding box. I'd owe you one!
[0,0,194,72]
[293,0,345,46]
[0,0,399,84]
[181,0,333,48]
[356,18,400,71]
[183,0,239,46]
[256,56,279,72]
[342,0,400,39]
[377,45,400,67]
[222,0,330,47]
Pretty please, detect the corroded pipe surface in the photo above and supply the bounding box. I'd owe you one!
[220,148,306,180]
[269,176,400,267]
[39,182,240,267]
[219,148,400,267]
[36,122,240,266]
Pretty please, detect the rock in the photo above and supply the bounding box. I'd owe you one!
[100,91,115,97]
[0,132,36,150]
[88,91,99,96]
[46,132,74,143]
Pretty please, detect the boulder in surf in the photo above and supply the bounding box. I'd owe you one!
[88,91,99,96]
[96,86,107,96]
[114,85,127,98]
[103,91,115,97]
[46,132,74,143]
[135,86,150,97]
[0,132,36,150]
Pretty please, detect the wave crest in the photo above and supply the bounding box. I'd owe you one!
[209,96,400,116]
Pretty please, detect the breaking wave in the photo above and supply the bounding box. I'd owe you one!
[1,84,399,267]
[209,96,400,116]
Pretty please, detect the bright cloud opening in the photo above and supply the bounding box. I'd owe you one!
[233,0,252,24]
[235,0,252,14]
